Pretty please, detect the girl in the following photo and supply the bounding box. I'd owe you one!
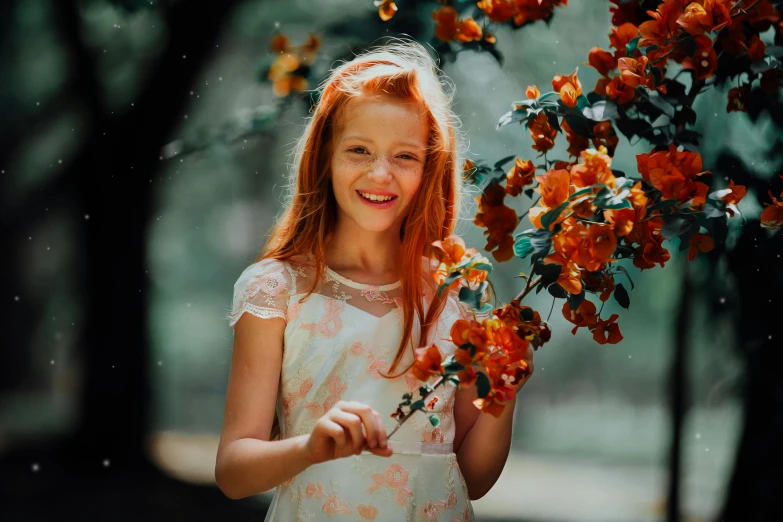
[216,40,533,522]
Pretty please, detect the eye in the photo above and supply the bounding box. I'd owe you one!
[349,147,369,155]
[398,153,419,161]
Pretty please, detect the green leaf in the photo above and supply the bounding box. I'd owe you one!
[626,36,640,57]
[614,283,630,309]
[582,100,618,121]
[569,186,595,200]
[541,201,569,230]
[410,400,425,412]
[514,235,534,259]
[442,360,466,375]
[458,282,487,310]
[548,283,568,299]
[660,215,697,240]
[608,265,635,290]
[594,187,633,210]
[429,415,440,427]
[647,199,679,212]
[475,372,491,398]
[437,271,462,298]
[576,94,590,110]
[493,155,517,169]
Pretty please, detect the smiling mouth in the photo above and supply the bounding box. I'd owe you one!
[357,191,398,203]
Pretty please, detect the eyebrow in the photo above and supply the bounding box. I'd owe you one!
[340,135,426,150]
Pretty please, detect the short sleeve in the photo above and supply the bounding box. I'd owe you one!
[228,258,292,329]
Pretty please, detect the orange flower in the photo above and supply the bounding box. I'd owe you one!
[588,47,616,76]
[592,313,624,344]
[597,76,637,105]
[760,179,783,230]
[743,34,767,61]
[681,35,718,80]
[603,207,637,237]
[562,299,600,335]
[506,158,537,196]
[688,232,714,261]
[536,168,571,208]
[270,34,289,53]
[552,68,583,107]
[477,0,517,23]
[267,34,320,97]
[433,7,483,42]
[472,388,507,417]
[639,0,684,47]
[543,252,583,294]
[432,234,466,265]
[450,320,490,357]
[473,184,518,262]
[597,273,616,302]
[528,112,558,153]
[375,0,398,21]
[412,344,443,382]
[636,144,711,207]
[720,179,747,215]
[618,55,655,88]
[526,85,540,99]
[569,146,616,189]
[633,238,672,271]
[676,0,731,35]
[609,22,640,58]
[727,85,751,112]
[552,221,617,273]
[591,123,620,157]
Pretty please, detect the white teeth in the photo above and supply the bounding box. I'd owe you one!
[359,192,395,202]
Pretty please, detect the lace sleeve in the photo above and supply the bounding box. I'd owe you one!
[228,258,291,329]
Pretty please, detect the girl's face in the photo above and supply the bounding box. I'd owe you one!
[330,94,429,235]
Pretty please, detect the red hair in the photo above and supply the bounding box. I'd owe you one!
[257,40,463,379]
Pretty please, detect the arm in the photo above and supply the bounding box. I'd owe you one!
[215,313,312,499]
[453,383,516,501]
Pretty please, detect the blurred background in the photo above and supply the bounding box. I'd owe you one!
[1,0,780,521]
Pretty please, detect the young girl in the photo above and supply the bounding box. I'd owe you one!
[216,40,532,522]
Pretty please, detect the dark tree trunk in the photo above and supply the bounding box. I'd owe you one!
[0,1,265,519]
[719,221,783,522]
[668,258,692,522]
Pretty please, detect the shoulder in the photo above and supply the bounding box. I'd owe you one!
[233,257,293,298]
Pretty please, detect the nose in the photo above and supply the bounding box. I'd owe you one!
[367,156,393,183]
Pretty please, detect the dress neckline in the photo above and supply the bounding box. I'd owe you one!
[324,265,401,291]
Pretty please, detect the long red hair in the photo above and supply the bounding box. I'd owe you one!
[257,40,463,385]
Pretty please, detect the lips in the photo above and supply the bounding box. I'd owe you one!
[356,190,398,208]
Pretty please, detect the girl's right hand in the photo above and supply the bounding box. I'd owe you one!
[305,400,393,465]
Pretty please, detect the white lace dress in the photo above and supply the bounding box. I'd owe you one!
[228,253,481,522]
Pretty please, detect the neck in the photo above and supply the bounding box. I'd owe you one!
[324,222,403,276]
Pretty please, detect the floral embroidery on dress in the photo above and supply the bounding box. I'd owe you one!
[304,375,348,418]
[422,426,446,443]
[360,285,396,304]
[356,504,379,520]
[282,378,314,417]
[321,493,353,515]
[367,463,414,507]
[230,255,476,522]
[300,298,345,339]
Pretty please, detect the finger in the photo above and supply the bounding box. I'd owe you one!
[339,402,379,449]
[330,409,365,454]
[374,411,388,448]
[321,419,348,451]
